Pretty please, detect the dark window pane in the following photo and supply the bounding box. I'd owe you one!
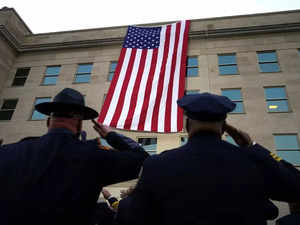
[110,62,117,72]
[274,135,299,150]
[12,77,27,86]
[15,68,30,77]
[46,66,60,75]
[258,52,277,63]
[2,99,18,109]
[259,63,280,72]
[226,136,238,146]
[187,68,198,77]
[108,72,114,81]
[266,100,289,112]
[0,110,14,120]
[77,64,93,73]
[231,102,244,113]
[219,65,238,75]
[222,89,242,101]
[218,54,236,65]
[43,76,57,85]
[277,151,300,165]
[187,57,198,67]
[75,74,91,83]
[264,87,286,99]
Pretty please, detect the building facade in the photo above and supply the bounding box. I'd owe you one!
[1,7,300,223]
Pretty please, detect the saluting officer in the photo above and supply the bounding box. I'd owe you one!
[117,92,300,225]
[0,88,149,225]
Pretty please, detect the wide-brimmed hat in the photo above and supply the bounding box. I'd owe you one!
[35,88,98,120]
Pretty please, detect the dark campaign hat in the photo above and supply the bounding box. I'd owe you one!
[177,92,236,121]
[35,88,98,120]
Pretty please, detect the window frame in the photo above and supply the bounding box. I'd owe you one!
[185,90,200,95]
[12,68,30,87]
[264,86,290,113]
[221,88,245,114]
[186,56,199,77]
[30,97,52,121]
[218,53,239,75]
[107,61,118,81]
[273,133,300,166]
[41,65,61,86]
[0,99,18,121]
[137,137,157,155]
[257,50,280,73]
[74,63,93,84]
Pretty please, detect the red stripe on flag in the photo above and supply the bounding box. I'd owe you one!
[151,25,171,132]
[177,21,190,131]
[124,49,147,129]
[164,22,181,133]
[137,48,158,131]
[98,48,126,123]
[110,49,137,127]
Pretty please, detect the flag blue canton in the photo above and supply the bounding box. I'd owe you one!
[123,26,161,49]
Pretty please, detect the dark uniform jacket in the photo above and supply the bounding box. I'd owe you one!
[0,128,148,225]
[118,132,300,225]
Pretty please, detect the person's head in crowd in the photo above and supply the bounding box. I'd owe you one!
[35,88,98,138]
[177,92,236,137]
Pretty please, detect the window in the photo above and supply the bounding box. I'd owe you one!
[0,99,18,120]
[74,64,93,83]
[108,62,117,81]
[181,136,188,146]
[31,97,51,120]
[100,138,112,148]
[42,66,61,85]
[221,89,244,113]
[274,134,300,165]
[264,87,289,112]
[185,90,200,95]
[257,51,280,73]
[186,56,198,77]
[12,68,30,86]
[138,137,157,155]
[218,54,238,75]
[225,135,238,146]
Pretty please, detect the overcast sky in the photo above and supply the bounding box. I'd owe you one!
[2,0,300,34]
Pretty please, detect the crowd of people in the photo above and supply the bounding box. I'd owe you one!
[0,88,299,225]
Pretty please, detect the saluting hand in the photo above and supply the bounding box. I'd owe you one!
[92,120,112,138]
[224,123,253,147]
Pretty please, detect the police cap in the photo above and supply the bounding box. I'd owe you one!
[177,92,236,121]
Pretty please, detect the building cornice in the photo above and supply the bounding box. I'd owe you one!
[2,22,300,53]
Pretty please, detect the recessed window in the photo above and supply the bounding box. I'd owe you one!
[138,137,157,155]
[257,51,280,73]
[12,68,30,86]
[0,99,18,120]
[181,136,188,146]
[185,90,200,95]
[42,66,61,85]
[274,134,300,165]
[74,64,93,83]
[218,54,238,75]
[31,97,51,120]
[264,87,289,112]
[221,89,244,113]
[186,56,198,77]
[108,62,117,81]
[225,135,238,146]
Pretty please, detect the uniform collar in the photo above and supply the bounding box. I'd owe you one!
[189,131,222,141]
[48,128,75,136]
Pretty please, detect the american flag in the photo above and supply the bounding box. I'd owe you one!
[98,20,190,132]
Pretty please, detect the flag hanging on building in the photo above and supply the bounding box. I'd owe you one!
[98,20,190,132]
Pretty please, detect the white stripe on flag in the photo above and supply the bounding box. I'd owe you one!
[103,48,132,125]
[144,25,166,131]
[171,21,186,132]
[130,50,153,130]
